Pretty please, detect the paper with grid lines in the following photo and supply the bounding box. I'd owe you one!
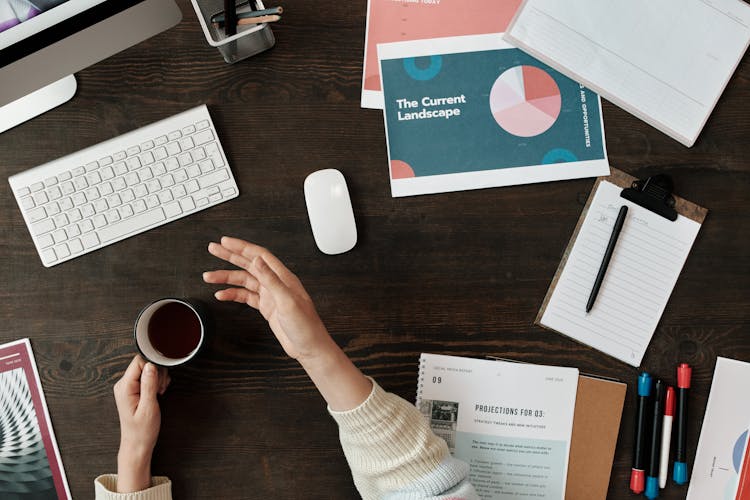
[539,180,702,367]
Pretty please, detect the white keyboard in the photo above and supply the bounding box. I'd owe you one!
[9,105,239,267]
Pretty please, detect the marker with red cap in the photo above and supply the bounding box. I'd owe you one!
[659,386,676,488]
[631,372,653,494]
[673,363,692,485]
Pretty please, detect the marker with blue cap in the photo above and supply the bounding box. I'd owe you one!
[645,379,666,499]
[631,372,653,494]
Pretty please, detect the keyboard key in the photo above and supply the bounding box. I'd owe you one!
[200,159,214,173]
[94,199,109,212]
[158,190,173,203]
[161,175,175,188]
[53,229,67,243]
[93,214,107,228]
[164,202,182,218]
[114,151,127,161]
[155,135,168,146]
[38,233,54,248]
[209,152,225,168]
[61,181,75,195]
[196,119,210,130]
[187,165,201,178]
[154,147,168,161]
[99,208,166,243]
[33,191,49,205]
[69,239,83,254]
[119,205,134,219]
[134,184,148,197]
[86,171,102,185]
[46,202,60,215]
[17,186,31,197]
[165,158,180,171]
[179,137,195,151]
[174,169,188,183]
[85,161,99,172]
[126,145,141,156]
[32,218,55,235]
[125,173,139,186]
[55,243,70,259]
[81,232,100,249]
[60,197,74,211]
[205,142,219,156]
[133,200,147,213]
[168,130,182,141]
[81,204,95,218]
[44,176,58,187]
[48,186,62,199]
[198,169,230,189]
[80,219,94,233]
[141,140,154,151]
[166,142,181,156]
[99,156,113,166]
[30,182,45,192]
[138,168,153,181]
[206,186,220,196]
[28,207,47,222]
[58,171,72,181]
[141,151,155,165]
[121,189,135,203]
[153,162,167,176]
[193,129,214,146]
[192,147,207,162]
[145,195,159,209]
[182,124,196,135]
[101,166,115,180]
[179,196,196,212]
[72,166,86,176]
[53,214,69,227]
[67,224,81,237]
[106,210,121,223]
[196,197,209,207]
[113,177,127,191]
[209,193,222,203]
[126,157,142,171]
[178,153,192,167]
[99,182,114,196]
[74,176,88,190]
[146,179,161,193]
[41,248,57,263]
[85,187,100,200]
[108,194,122,207]
[222,187,237,198]
[114,162,128,176]
[69,209,82,222]
[171,185,186,198]
[20,197,35,210]
[186,180,199,193]
[72,192,87,206]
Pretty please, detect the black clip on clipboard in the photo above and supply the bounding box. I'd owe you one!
[620,174,678,221]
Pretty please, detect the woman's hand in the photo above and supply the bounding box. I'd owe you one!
[113,355,170,492]
[203,236,336,364]
[203,237,372,411]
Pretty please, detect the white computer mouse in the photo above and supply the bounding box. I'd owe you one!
[304,169,357,255]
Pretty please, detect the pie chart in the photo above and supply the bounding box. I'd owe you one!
[490,65,562,137]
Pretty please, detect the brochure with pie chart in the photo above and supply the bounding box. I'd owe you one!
[378,34,609,197]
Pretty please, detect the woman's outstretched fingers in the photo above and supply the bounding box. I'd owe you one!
[203,270,260,291]
[214,288,260,308]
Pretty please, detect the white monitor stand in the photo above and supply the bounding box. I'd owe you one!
[0,75,76,134]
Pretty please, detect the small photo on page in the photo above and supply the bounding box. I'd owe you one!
[0,339,71,500]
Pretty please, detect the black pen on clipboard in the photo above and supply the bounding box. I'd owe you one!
[586,205,628,313]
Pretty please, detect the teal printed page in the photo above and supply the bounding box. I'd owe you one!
[378,34,609,197]
[417,353,579,499]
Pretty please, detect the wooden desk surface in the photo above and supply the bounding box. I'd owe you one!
[1,1,748,498]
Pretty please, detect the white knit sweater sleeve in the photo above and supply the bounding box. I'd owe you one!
[94,475,172,500]
[329,379,478,500]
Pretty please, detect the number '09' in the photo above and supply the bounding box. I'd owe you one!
[432,376,442,384]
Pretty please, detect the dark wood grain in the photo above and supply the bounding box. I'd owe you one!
[1,1,749,498]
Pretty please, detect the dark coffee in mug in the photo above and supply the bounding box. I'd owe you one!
[147,302,202,359]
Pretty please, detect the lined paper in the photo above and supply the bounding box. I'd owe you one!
[540,181,702,366]
[506,0,750,146]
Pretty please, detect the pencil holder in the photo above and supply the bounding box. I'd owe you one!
[191,0,275,64]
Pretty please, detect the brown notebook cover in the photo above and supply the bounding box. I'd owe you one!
[565,375,627,500]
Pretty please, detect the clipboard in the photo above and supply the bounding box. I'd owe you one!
[535,167,708,366]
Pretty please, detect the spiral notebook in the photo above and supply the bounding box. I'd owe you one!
[416,353,626,500]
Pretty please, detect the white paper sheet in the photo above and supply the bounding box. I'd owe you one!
[540,181,702,366]
[505,0,750,146]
